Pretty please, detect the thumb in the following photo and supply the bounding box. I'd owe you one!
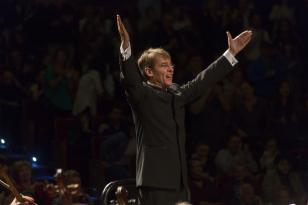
[226,31,232,41]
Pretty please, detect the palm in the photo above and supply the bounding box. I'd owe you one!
[227,30,252,56]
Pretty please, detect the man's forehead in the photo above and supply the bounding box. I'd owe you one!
[154,55,171,64]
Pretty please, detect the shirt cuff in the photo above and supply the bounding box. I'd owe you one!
[120,42,132,61]
[223,49,238,67]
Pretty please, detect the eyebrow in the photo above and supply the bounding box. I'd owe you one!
[160,63,174,66]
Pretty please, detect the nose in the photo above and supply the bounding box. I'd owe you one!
[167,65,174,73]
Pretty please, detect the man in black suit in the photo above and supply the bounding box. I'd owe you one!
[116,14,252,205]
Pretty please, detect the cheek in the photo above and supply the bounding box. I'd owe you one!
[158,74,166,81]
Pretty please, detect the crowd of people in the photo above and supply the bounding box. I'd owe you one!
[0,0,307,204]
[0,156,92,205]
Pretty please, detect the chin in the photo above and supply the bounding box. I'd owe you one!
[166,80,173,86]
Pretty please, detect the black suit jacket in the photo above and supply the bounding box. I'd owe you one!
[120,53,234,190]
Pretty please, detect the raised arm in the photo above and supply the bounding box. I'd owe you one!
[117,14,130,52]
[181,30,252,104]
[117,15,144,103]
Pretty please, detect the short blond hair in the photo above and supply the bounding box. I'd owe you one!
[137,48,171,78]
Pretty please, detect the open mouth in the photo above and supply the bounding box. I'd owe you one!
[166,75,173,80]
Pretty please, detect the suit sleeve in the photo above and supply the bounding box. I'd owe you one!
[119,54,145,104]
[181,55,235,104]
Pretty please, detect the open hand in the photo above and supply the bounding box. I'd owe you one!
[227,30,252,56]
[117,14,130,50]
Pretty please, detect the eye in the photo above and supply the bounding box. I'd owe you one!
[160,64,175,68]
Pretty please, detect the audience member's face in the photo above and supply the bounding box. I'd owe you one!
[228,136,242,153]
[275,189,290,205]
[110,108,123,123]
[66,176,81,185]
[240,183,255,203]
[279,81,290,97]
[265,139,277,152]
[148,56,174,88]
[241,82,254,97]
[55,50,67,64]
[18,165,32,184]
[3,71,14,84]
[278,159,290,174]
[190,160,203,180]
[232,165,247,181]
[66,176,81,193]
[195,144,209,159]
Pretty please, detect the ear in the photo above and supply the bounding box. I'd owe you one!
[144,67,153,78]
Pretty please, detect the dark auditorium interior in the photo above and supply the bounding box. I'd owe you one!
[0,0,307,204]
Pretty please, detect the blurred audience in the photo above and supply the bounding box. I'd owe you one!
[0,1,307,204]
[215,134,258,175]
[262,156,306,204]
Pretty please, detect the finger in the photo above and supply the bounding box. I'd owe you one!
[226,31,232,40]
[242,33,252,43]
[120,18,127,34]
[235,31,252,44]
[240,35,252,48]
[239,30,253,39]
[116,15,121,32]
[117,15,125,33]
[117,15,123,31]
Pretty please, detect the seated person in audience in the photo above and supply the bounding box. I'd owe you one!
[262,156,306,204]
[191,143,216,180]
[272,188,294,205]
[98,105,130,180]
[10,161,34,196]
[98,105,128,164]
[0,155,13,205]
[188,159,221,205]
[52,169,92,205]
[10,160,52,205]
[259,137,280,171]
[238,183,263,205]
[215,134,258,175]
[114,125,136,175]
[63,170,92,205]
[72,57,103,133]
[217,163,261,205]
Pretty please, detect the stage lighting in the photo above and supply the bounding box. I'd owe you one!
[32,156,37,162]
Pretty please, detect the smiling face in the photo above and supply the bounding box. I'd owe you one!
[138,48,173,89]
[146,55,174,88]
